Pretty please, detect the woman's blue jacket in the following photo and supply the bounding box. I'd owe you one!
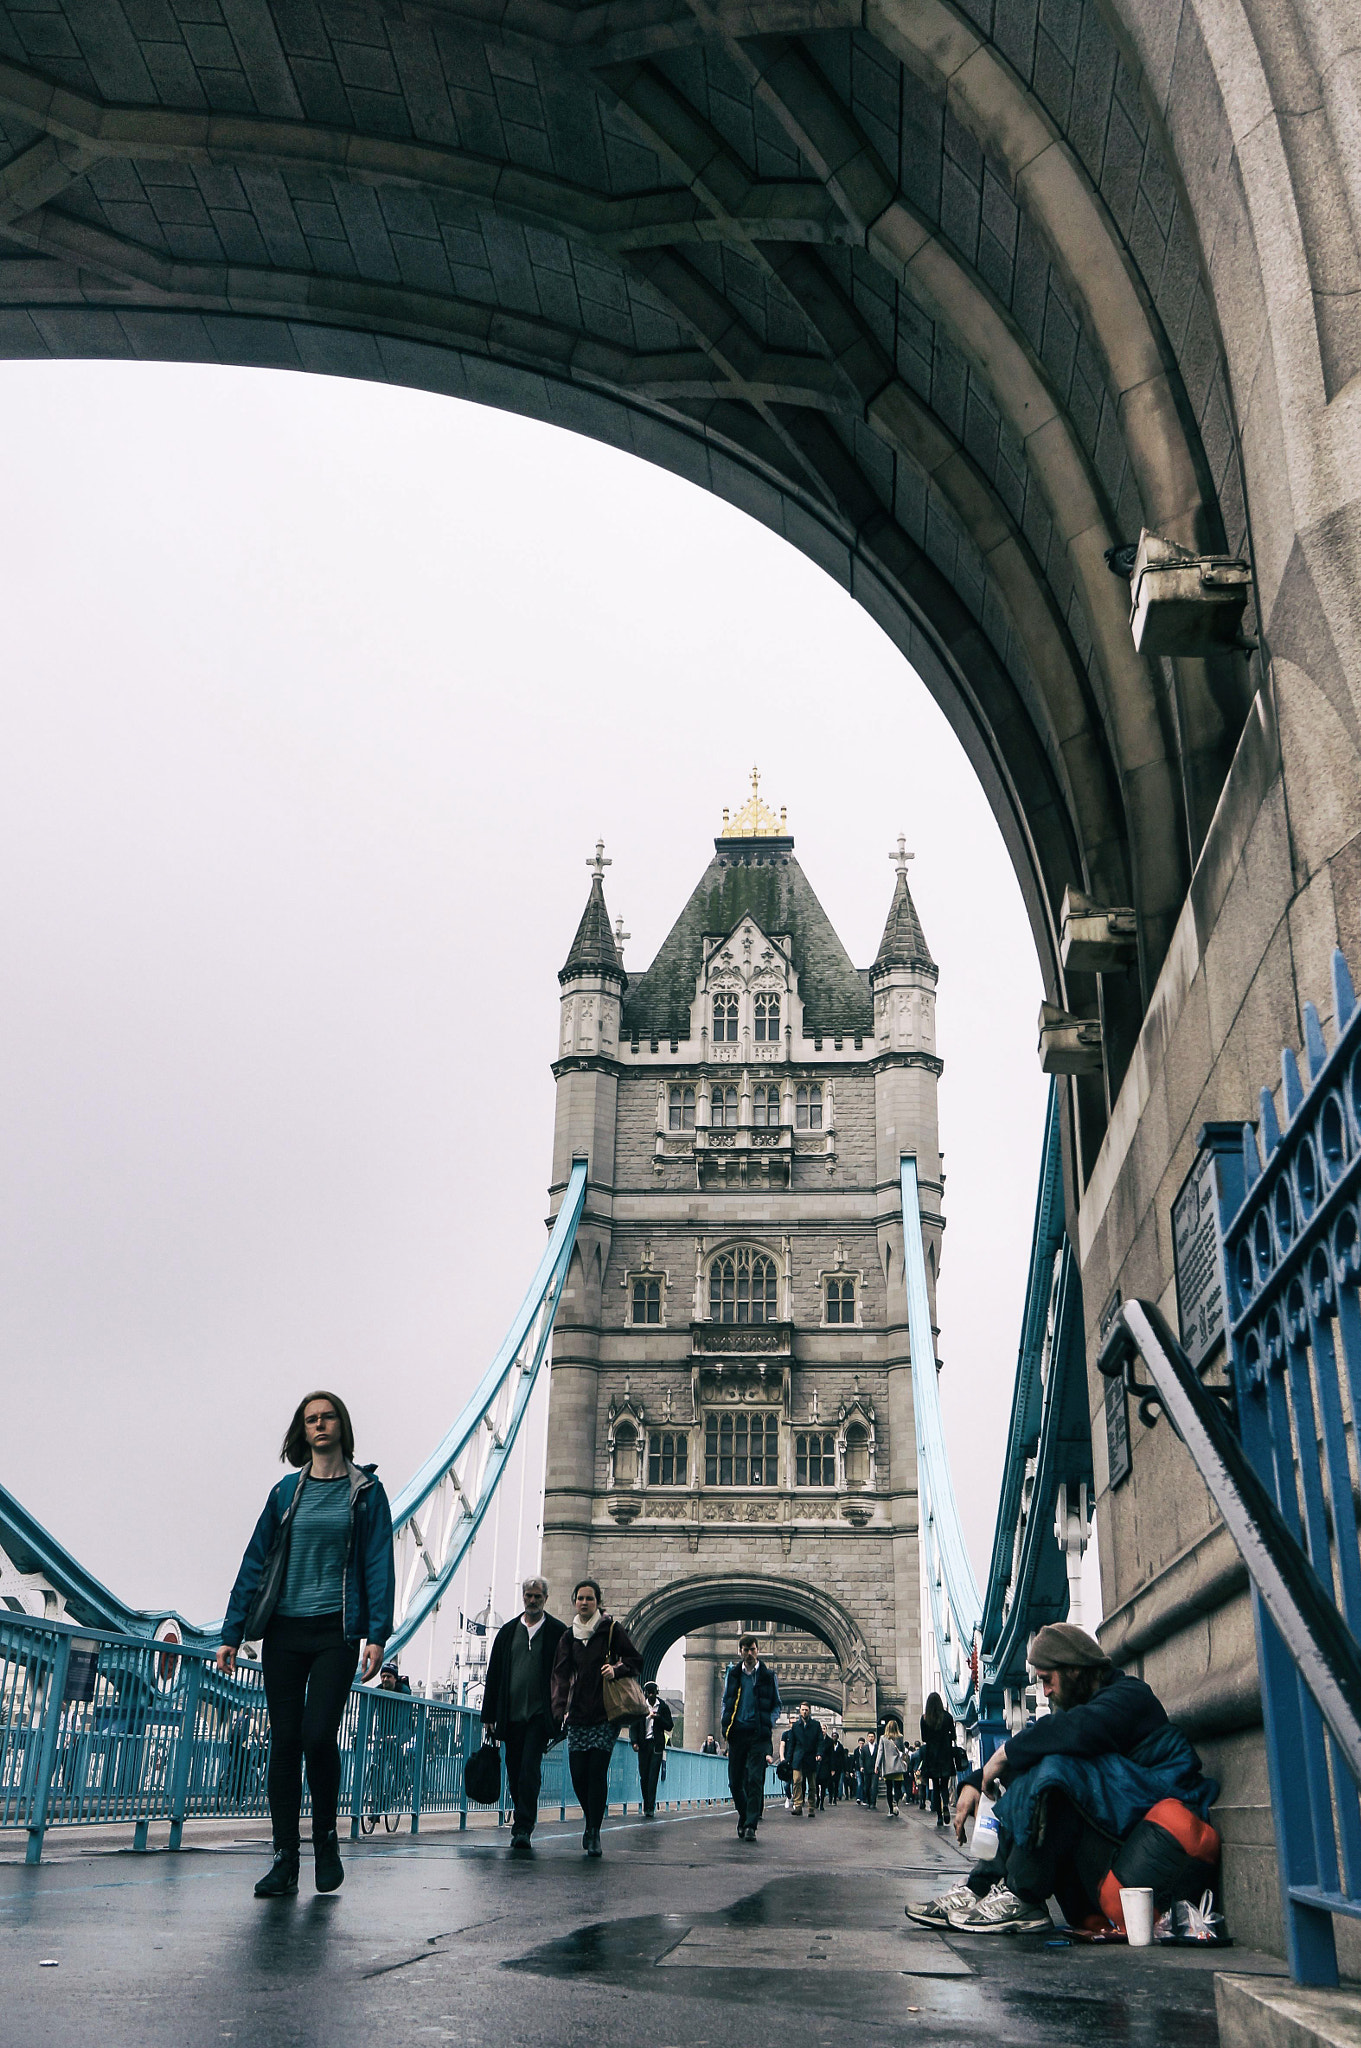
[222,1461,395,1649]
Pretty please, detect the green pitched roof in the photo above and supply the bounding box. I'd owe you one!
[872,867,936,979]
[622,838,874,1042]
[559,874,626,987]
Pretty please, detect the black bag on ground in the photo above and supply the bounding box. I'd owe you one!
[464,1738,503,1805]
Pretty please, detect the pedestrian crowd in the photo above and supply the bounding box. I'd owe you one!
[218,1395,1221,1931]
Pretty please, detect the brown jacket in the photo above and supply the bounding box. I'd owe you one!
[550,1615,643,1727]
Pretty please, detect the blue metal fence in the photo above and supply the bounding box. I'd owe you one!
[1193,948,1361,1983]
[1,1613,754,1863]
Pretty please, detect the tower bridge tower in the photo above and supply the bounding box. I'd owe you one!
[542,780,944,1737]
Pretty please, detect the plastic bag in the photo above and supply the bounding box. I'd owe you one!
[1155,1892,1227,1944]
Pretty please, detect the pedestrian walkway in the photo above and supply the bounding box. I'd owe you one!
[2,1793,1284,2046]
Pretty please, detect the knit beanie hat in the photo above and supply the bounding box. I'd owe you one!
[1028,1622,1111,1669]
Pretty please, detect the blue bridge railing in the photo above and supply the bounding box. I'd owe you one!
[1101,948,1361,1987]
[0,1612,753,1863]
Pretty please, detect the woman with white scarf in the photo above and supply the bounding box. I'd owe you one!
[549,1579,643,1857]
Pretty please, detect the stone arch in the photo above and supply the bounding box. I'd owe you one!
[0,0,1317,1185]
[622,1574,875,1688]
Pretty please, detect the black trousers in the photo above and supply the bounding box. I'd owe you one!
[637,1743,664,1814]
[261,1612,359,1849]
[727,1731,768,1831]
[568,1743,612,1831]
[502,1715,552,1837]
[970,1790,1114,1925]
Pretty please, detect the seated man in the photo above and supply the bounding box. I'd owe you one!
[907,1623,1219,1936]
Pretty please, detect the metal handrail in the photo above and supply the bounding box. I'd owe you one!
[1105,947,1361,1986]
[1099,1300,1361,1780]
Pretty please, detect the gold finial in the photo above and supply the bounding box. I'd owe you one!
[721,765,787,838]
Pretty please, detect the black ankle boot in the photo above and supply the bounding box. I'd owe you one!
[254,1847,300,1898]
[313,1830,345,1892]
[586,1828,603,1858]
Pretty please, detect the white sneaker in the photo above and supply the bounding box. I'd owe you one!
[905,1882,976,1928]
[945,1885,1052,1935]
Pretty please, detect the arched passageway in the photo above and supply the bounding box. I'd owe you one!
[0,0,1313,1190]
[624,1574,872,1687]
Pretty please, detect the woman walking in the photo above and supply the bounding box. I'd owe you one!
[874,1718,907,1817]
[217,1391,395,1898]
[549,1579,642,1858]
[919,1691,957,1829]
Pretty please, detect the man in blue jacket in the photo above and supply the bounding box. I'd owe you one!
[721,1634,782,1842]
[908,1623,1218,1935]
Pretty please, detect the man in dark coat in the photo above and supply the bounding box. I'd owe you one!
[631,1681,674,1817]
[480,1575,567,1851]
[909,1623,1219,1934]
[720,1634,782,1841]
[785,1700,824,1818]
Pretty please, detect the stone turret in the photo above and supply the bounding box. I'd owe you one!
[544,841,627,1602]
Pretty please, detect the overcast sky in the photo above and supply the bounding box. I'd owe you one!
[0,358,1062,1690]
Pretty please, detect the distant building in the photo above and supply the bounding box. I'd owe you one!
[542,779,945,1739]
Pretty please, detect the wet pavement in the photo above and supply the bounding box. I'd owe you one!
[1,1798,1286,2045]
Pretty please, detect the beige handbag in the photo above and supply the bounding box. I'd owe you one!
[600,1623,649,1723]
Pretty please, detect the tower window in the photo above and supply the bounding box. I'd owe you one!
[632,1278,662,1324]
[795,1432,837,1486]
[826,1277,856,1324]
[705,1412,778,1486]
[754,995,780,1041]
[668,1085,695,1130]
[713,995,738,1041]
[712,1085,739,1128]
[753,1083,781,1127]
[709,1249,778,1324]
[647,1432,688,1486]
[795,1084,823,1130]
[844,1426,870,1488]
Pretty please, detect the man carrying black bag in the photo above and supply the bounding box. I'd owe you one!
[480,1576,567,1852]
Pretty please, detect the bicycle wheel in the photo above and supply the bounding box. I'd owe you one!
[383,1808,401,1832]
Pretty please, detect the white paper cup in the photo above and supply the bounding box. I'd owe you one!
[1119,1886,1156,1947]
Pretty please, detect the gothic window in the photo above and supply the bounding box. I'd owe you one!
[795,1084,823,1130]
[705,1412,778,1486]
[844,1425,870,1489]
[647,1431,688,1486]
[712,1084,739,1128]
[753,1082,781,1127]
[754,994,780,1042]
[632,1277,662,1324]
[826,1277,856,1324]
[709,1248,778,1323]
[668,1085,695,1130]
[612,1423,638,1489]
[796,1431,837,1486]
[713,995,738,1041]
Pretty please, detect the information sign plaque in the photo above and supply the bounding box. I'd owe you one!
[1172,1146,1228,1371]
[1105,1374,1131,1489]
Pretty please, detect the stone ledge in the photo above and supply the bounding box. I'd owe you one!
[1217,1972,1361,2047]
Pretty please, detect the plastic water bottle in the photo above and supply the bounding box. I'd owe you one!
[971,1792,1000,1860]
